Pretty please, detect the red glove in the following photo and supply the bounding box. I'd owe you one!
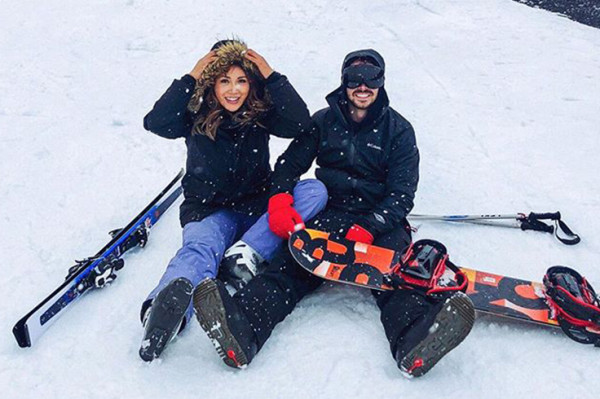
[268,193,305,239]
[345,224,374,245]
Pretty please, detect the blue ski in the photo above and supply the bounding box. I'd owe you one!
[12,169,184,348]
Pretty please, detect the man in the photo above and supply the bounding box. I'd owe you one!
[193,49,475,377]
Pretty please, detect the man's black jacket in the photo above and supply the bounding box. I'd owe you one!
[144,72,311,227]
[271,86,419,237]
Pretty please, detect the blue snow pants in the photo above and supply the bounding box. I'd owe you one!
[142,179,328,324]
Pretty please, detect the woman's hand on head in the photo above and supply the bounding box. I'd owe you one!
[245,49,274,79]
[189,51,218,80]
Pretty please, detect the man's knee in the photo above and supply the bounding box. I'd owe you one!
[373,221,412,251]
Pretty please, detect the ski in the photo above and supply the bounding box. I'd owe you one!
[12,169,184,348]
[289,229,600,345]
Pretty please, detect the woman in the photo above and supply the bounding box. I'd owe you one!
[139,40,327,362]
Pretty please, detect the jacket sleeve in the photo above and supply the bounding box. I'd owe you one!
[358,124,420,236]
[270,120,321,195]
[263,72,312,138]
[143,75,196,139]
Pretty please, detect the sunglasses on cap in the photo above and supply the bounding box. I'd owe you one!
[342,64,385,89]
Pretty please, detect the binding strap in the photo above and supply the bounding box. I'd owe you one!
[387,239,467,296]
[543,266,600,346]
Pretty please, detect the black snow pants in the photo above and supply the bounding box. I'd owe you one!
[232,207,443,357]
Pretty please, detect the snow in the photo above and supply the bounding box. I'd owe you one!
[1,0,599,398]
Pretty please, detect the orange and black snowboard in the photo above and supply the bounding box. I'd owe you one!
[289,229,558,328]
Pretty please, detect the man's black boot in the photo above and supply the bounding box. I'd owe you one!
[193,278,258,368]
[395,291,475,378]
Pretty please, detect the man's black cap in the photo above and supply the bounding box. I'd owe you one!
[341,49,385,72]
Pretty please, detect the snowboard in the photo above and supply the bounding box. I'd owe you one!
[289,229,558,328]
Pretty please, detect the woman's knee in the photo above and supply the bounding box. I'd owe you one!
[182,217,236,252]
[294,179,328,208]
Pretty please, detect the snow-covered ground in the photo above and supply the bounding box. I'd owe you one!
[1,1,599,398]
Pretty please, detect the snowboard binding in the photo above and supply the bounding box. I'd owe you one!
[387,239,467,297]
[544,266,600,346]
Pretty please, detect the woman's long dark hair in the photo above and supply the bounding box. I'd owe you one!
[190,66,271,140]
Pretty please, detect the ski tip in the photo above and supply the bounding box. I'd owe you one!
[13,319,32,348]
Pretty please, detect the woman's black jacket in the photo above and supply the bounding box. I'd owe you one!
[143,72,311,226]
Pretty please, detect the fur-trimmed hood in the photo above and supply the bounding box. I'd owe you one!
[188,40,262,112]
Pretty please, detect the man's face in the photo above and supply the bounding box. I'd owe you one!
[345,59,379,110]
[346,84,379,110]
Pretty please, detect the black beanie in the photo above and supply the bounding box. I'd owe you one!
[341,49,386,72]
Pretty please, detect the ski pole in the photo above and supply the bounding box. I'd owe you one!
[408,211,580,245]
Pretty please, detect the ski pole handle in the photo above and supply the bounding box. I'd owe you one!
[527,211,561,221]
[520,219,554,233]
[520,212,580,245]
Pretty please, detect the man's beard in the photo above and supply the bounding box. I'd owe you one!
[350,100,371,110]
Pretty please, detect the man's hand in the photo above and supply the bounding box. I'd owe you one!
[268,193,305,239]
[244,49,274,79]
[189,51,218,80]
[345,224,374,245]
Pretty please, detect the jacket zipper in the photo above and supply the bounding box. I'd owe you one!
[231,130,245,181]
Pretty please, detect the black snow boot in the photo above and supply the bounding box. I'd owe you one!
[395,291,475,378]
[139,277,193,362]
[193,278,258,368]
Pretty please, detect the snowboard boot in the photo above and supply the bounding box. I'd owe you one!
[219,240,265,290]
[139,277,193,362]
[395,291,475,378]
[193,278,258,368]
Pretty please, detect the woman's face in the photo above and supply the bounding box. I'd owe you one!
[214,65,250,112]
